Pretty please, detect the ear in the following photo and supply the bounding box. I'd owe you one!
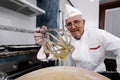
[83,19,85,24]
[82,20,85,27]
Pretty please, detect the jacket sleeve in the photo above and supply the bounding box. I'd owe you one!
[37,46,55,62]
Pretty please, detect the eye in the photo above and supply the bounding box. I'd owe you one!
[66,22,72,27]
[74,20,80,24]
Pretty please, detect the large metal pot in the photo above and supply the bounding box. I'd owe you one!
[16,66,110,80]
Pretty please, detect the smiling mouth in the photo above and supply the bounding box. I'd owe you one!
[71,29,79,33]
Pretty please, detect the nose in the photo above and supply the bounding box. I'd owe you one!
[70,22,76,29]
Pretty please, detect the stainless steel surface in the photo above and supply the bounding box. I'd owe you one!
[0,45,41,79]
[0,0,45,16]
[41,29,74,60]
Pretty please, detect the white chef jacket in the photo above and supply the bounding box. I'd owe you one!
[37,28,120,73]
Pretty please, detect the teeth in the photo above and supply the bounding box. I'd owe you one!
[71,30,77,32]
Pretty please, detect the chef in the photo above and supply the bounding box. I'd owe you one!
[34,4,120,73]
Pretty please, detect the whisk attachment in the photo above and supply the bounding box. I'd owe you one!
[41,29,74,60]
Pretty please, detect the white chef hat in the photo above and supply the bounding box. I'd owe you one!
[64,4,83,20]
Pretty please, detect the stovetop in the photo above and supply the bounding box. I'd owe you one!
[0,44,40,57]
[0,44,41,79]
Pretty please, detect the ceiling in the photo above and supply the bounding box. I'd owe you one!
[99,0,119,4]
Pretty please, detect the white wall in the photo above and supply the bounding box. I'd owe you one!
[105,7,120,38]
[59,0,69,29]
[59,0,99,29]
[0,0,37,45]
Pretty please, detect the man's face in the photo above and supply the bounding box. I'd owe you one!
[65,15,85,40]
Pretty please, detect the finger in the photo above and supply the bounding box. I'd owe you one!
[34,33,42,37]
[42,25,47,31]
[34,27,40,33]
[34,36,43,42]
[35,38,43,45]
[35,36,43,40]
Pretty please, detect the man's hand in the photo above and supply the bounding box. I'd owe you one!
[34,26,47,45]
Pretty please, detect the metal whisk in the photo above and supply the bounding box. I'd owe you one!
[41,29,74,60]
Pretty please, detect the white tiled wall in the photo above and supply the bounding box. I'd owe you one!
[0,0,37,45]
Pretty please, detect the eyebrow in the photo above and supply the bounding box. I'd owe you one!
[66,19,83,23]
